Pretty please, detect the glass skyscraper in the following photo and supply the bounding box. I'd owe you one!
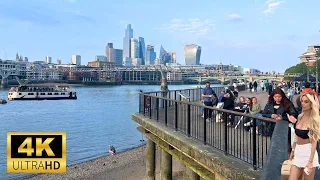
[184,44,201,65]
[138,37,146,65]
[122,24,133,63]
[159,45,167,60]
[130,38,140,58]
[146,45,156,65]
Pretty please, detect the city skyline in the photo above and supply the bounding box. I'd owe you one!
[1,0,320,72]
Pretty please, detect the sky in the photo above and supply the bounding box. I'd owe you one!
[0,0,320,73]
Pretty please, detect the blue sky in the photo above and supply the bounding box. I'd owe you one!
[0,0,319,72]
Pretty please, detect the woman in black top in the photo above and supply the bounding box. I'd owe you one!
[262,87,298,153]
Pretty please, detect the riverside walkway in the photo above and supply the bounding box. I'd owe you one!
[134,87,320,179]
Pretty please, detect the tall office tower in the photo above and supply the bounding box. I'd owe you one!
[131,38,140,58]
[45,56,52,64]
[184,44,201,65]
[57,59,62,64]
[159,45,167,60]
[72,55,81,66]
[170,52,176,63]
[122,24,133,64]
[146,45,156,65]
[114,49,123,66]
[138,37,145,65]
[106,43,115,62]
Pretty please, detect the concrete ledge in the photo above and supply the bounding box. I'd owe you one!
[138,127,215,180]
[133,113,260,180]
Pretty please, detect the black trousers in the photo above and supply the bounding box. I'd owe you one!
[204,101,213,118]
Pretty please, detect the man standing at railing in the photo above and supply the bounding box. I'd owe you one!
[202,82,217,120]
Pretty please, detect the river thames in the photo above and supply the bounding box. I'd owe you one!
[0,84,223,179]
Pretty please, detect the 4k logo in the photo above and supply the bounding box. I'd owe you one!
[7,132,66,173]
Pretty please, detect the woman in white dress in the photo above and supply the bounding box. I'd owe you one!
[289,93,320,180]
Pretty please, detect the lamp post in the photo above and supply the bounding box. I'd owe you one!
[315,49,319,93]
[306,57,310,82]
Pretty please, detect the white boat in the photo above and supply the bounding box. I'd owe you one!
[8,77,77,101]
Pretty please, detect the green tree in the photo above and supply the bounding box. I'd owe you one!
[285,62,307,74]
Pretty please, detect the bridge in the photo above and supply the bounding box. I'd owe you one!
[133,87,320,179]
[184,75,285,84]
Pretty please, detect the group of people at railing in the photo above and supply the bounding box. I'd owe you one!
[202,81,320,179]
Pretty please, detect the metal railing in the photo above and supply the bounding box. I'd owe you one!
[139,92,277,169]
[142,86,227,102]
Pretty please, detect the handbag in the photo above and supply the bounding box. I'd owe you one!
[281,160,292,178]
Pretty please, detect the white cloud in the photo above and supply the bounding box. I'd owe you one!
[157,18,215,37]
[227,14,243,22]
[263,1,284,15]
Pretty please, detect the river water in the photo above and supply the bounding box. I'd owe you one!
[0,84,222,179]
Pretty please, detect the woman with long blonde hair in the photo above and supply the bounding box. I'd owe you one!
[289,93,320,180]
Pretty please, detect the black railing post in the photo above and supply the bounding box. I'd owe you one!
[156,98,159,122]
[149,96,152,119]
[224,112,228,155]
[165,100,168,126]
[204,106,207,145]
[175,101,178,130]
[252,118,257,170]
[187,104,191,137]
[143,94,146,115]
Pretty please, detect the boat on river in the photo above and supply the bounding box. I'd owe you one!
[8,77,77,101]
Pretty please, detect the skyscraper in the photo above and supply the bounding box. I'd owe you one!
[184,44,201,65]
[171,52,176,63]
[106,43,115,62]
[138,37,146,65]
[106,42,123,66]
[159,45,167,60]
[122,24,133,64]
[45,56,52,64]
[146,45,156,65]
[114,49,123,66]
[72,55,81,66]
[131,38,140,58]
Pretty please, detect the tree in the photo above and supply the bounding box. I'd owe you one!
[285,62,307,74]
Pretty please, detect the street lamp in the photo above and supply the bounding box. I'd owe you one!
[315,49,319,93]
[305,57,310,82]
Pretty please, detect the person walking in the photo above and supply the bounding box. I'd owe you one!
[253,81,258,93]
[249,82,253,93]
[260,81,265,91]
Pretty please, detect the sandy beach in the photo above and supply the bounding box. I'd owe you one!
[26,90,275,180]
[26,145,186,180]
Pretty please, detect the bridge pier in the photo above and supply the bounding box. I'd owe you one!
[0,77,9,87]
[146,138,156,180]
[160,149,172,180]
